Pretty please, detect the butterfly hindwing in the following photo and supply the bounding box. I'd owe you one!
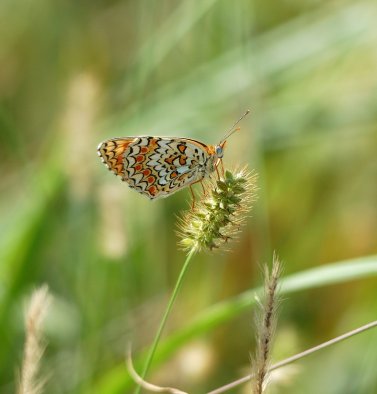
[97,137,137,177]
[97,136,215,199]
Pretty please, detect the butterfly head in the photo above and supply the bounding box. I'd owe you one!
[215,144,224,159]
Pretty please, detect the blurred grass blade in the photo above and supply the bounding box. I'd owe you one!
[0,157,65,370]
[110,2,377,134]
[124,0,220,95]
[91,255,377,394]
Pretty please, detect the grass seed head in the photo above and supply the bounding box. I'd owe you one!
[178,168,258,253]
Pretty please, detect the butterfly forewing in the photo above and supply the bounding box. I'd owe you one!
[97,136,216,199]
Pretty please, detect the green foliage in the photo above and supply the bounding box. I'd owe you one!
[1,0,377,393]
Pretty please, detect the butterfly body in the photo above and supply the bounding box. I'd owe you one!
[97,136,221,199]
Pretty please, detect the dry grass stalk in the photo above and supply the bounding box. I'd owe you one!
[251,255,282,394]
[18,285,51,394]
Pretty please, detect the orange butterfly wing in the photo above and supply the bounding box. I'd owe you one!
[97,136,217,199]
[97,137,137,177]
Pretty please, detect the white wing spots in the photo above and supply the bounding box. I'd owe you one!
[130,145,140,155]
[132,173,143,183]
[137,137,150,146]
[127,156,136,166]
[177,165,190,174]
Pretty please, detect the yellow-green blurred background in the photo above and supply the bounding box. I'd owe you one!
[1,0,377,393]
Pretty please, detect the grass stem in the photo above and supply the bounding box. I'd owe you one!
[135,249,196,394]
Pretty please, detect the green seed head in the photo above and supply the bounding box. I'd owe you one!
[178,168,258,253]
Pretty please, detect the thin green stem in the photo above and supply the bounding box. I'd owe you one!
[135,249,196,394]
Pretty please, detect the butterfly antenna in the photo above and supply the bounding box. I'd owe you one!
[220,109,251,145]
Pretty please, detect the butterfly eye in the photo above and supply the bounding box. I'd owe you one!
[215,145,223,158]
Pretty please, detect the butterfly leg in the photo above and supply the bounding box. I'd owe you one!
[215,165,222,180]
[189,179,206,208]
[200,180,207,196]
[189,185,196,209]
[220,159,225,179]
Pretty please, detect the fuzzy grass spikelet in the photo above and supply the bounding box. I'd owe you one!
[18,285,52,394]
[251,256,282,394]
[178,168,257,252]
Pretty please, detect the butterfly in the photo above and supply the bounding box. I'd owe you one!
[97,110,250,201]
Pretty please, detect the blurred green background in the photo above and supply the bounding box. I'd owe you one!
[1,0,377,393]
